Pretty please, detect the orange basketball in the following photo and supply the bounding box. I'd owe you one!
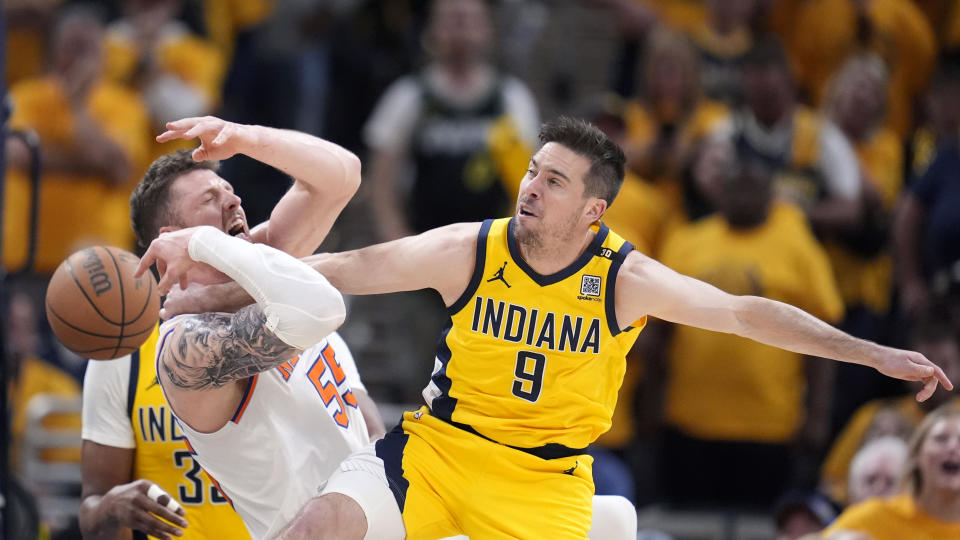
[45,246,160,360]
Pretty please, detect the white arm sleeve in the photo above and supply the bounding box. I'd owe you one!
[82,356,136,448]
[188,226,346,349]
[326,331,366,392]
[818,121,861,200]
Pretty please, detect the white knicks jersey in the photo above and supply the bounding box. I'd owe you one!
[156,323,370,540]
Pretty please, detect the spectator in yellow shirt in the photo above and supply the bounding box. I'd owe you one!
[3,6,151,274]
[822,402,960,540]
[788,0,936,139]
[651,139,844,506]
[623,27,728,227]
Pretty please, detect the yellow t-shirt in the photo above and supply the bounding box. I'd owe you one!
[129,327,251,539]
[601,172,673,257]
[825,127,903,313]
[823,493,960,539]
[9,356,81,469]
[790,0,936,138]
[4,76,150,273]
[660,203,844,442]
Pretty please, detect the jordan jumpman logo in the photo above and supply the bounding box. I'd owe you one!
[487,261,511,288]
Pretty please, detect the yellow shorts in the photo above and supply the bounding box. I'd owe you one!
[374,407,595,540]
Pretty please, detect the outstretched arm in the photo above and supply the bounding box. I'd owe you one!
[616,251,953,401]
[158,222,483,317]
[157,116,361,257]
[304,222,482,305]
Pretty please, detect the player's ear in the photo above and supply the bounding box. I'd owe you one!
[584,198,607,223]
[157,225,180,235]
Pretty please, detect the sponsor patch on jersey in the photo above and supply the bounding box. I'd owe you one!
[579,275,602,300]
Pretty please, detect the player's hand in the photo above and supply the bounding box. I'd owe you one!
[161,281,251,319]
[871,346,953,402]
[156,116,254,162]
[135,227,229,295]
[101,480,188,540]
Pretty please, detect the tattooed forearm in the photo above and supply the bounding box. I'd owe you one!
[161,304,300,390]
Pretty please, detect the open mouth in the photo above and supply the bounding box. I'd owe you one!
[227,217,246,236]
[941,460,960,474]
[518,204,537,218]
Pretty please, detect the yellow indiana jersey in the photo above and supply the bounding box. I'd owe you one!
[424,218,645,452]
[130,326,250,539]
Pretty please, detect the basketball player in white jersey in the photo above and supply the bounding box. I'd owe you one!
[82,116,386,540]
[134,225,404,540]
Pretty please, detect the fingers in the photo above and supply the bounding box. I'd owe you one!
[156,262,178,296]
[155,117,206,142]
[916,376,938,402]
[933,363,954,391]
[134,249,156,278]
[144,484,188,525]
[130,487,187,539]
[131,507,185,539]
[164,117,207,131]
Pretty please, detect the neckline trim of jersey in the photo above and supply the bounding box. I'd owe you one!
[506,218,609,286]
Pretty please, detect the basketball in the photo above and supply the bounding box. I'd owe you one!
[45,246,160,360]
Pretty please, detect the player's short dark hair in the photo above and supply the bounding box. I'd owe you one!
[130,150,219,255]
[538,116,626,205]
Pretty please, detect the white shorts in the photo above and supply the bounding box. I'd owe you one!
[320,443,405,540]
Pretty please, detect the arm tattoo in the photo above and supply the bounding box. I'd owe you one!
[161,304,299,390]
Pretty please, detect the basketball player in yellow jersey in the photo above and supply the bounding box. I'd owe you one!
[174,117,952,540]
[82,326,250,539]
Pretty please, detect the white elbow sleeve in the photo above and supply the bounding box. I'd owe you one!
[187,226,346,349]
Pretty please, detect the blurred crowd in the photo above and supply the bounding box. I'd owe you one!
[3,0,960,539]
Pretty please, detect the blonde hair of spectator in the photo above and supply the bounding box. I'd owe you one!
[902,401,960,496]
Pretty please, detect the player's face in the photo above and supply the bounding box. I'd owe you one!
[918,416,960,494]
[166,169,250,240]
[515,143,597,246]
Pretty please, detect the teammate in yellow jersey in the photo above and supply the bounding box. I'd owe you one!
[79,116,384,540]
[169,117,953,540]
